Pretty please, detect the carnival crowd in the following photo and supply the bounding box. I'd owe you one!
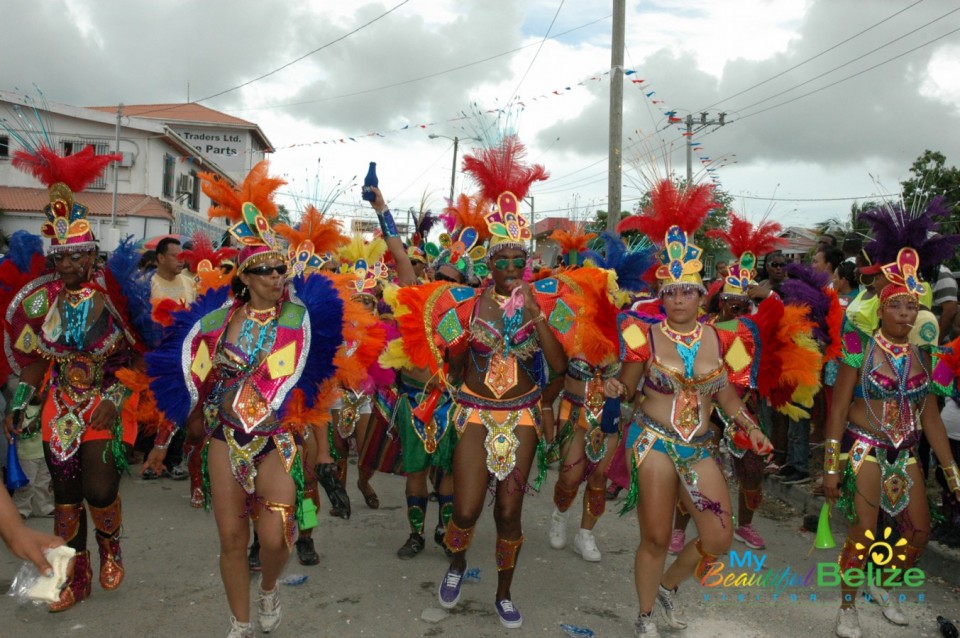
[0,138,959,638]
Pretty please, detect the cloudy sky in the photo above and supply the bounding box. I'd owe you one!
[3,0,959,231]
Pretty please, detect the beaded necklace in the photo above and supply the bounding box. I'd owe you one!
[862,330,927,446]
[237,304,279,367]
[63,288,95,349]
[660,322,702,377]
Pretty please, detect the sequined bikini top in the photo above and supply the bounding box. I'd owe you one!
[567,356,621,382]
[469,311,539,360]
[643,329,728,396]
[854,340,929,403]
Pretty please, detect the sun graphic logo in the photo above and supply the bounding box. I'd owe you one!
[854,527,908,566]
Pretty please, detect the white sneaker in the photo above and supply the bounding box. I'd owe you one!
[226,616,254,638]
[549,508,569,549]
[257,583,282,633]
[865,584,907,625]
[634,613,660,637]
[835,607,861,638]
[573,528,601,562]
[655,584,687,629]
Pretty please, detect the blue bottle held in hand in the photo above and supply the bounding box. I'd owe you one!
[362,162,378,202]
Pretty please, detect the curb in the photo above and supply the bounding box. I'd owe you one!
[764,476,960,587]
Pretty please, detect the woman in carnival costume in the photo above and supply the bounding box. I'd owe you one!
[150,231,239,509]
[325,233,392,516]
[273,207,351,564]
[825,242,960,635]
[546,226,646,563]
[382,193,487,559]
[391,137,584,628]
[605,180,793,637]
[0,145,159,611]
[147,162,375,637]
[700,215,790,551]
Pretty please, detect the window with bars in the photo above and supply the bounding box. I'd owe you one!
[61,140,111,189]
[0,135,8,159]
[162,154,175,199]
[189,169,200,211]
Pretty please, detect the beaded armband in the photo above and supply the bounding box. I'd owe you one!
[943,462,960,493]
[10,382,36,414]
[824,438,841,475]
[377,208,399,239]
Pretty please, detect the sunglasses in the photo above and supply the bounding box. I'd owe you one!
[767,262,786,269]
[493,257,526,271]
[245,264,288,277]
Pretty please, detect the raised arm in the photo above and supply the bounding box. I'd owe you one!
[369,187,418,287]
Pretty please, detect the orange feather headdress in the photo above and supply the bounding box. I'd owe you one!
[198,160,286,272]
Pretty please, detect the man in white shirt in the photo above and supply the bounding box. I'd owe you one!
[150,237,196,305]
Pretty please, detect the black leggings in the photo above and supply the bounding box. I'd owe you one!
[45,440,127,550]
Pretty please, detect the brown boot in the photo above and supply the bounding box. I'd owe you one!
[89,497,124,590]
[49,550,92,612]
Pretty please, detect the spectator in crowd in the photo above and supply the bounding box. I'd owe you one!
[840,235,861,264]
[812,246,843,279]
[817,233,837,249]
[932,265,958,342]
[138,250,158,271]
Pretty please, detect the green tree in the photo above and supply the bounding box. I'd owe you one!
[900,150,960,230]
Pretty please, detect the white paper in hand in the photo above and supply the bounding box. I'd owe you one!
[27,546,76,602]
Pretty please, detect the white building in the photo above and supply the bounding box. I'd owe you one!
[0,91,273,251]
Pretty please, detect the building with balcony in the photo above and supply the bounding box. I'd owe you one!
[0,91,273,251]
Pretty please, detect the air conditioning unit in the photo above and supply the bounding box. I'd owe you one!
[176,174,195,194]
[120,152,134,167]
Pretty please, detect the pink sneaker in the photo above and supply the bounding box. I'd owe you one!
[668,529,685,555]
[734,524,765,549]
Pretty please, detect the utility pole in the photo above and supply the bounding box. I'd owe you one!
[110,103,123,229]
[449,136,459,202]
[607,0,625,234]
[526,196,536,253]
[685,112,726,184]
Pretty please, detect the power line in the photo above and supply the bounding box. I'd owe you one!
[729,7,959,116]
[697,0,927,112]
[735,193,899,202]
[508,0,566,104]
[195,0,413,104]
[232,14,611,113]
[737,24,960,121]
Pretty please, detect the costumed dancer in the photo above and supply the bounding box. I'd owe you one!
[392,136,583,628]
[150,232,238,508]
[146,162,371,637]
[697,214,788,551]
[386,194,489,559]
[606,180,777,637]
[0,145,159,611]
[546,226,634,563]
[326,233,392,516]
[825,209,960,637]
[273,208,349,564]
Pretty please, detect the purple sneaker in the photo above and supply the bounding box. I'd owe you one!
[495,599,523,629]
[438,566,464,609]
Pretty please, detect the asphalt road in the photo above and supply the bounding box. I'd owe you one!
[1,461,959,638]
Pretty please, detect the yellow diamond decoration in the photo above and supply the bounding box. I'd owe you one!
[267,341,297,380]
[191,341,212,382]
[14,325,38,354]
[622,323,647,351]
[724,336,750,373]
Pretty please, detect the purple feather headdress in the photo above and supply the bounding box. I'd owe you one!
[781,263,832,343]
[859,196,960,279]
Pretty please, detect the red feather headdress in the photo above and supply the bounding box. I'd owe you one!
[12,144,121,252]
[461,136,548,256]
[707,214,786,297]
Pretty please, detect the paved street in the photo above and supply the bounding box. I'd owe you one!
[2,461,959,637]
